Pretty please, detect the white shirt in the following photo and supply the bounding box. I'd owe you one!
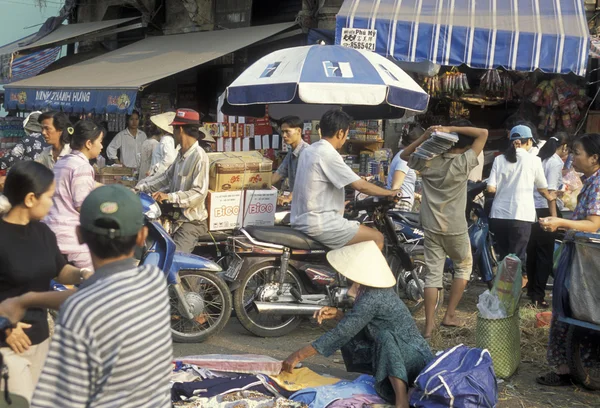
[138,138,159,179]
[106,128,147,169]
[534,153,564,209]
[291,139,360,236]
[488,148,548,222]
[150,134,178,176]
[35,144,71,170]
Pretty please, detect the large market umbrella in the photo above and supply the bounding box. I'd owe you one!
[221,45,429,120]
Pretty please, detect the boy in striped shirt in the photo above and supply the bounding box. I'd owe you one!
[4,185,173,407]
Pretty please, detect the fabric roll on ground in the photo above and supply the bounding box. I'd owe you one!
[174,354,282,375]
[269,367,341,392]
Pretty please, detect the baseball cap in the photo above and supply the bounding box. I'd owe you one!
[509,125,534,141]
[170,108,201,126]
[80,185,144,238]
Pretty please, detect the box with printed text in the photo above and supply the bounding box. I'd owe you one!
[242,188,277,228]
[207,190,244,231]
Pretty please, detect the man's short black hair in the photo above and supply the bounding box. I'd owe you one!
[177,124,201,139]
[450,119,476,149]
[320,110,352,138]
[80,219,138,259]
[279,116,303,130]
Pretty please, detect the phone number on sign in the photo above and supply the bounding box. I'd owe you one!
[342,41,376,51]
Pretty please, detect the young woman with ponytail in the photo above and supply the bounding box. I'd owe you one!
[44,120,105,269]
[487,125,557,276]
[526,132,569,308]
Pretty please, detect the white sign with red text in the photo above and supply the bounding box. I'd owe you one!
[208,191,244,231]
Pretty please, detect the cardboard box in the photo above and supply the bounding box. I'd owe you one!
[96,166,135,176]
[207,190,244,231]
[208,151,273,192]
[243,188,277,228]
[95,174,137,188]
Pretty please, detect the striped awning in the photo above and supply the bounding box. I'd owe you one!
[336,0,591,76]
[0,46,61,84]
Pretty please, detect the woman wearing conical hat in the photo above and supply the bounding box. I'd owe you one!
[282,241,433,408]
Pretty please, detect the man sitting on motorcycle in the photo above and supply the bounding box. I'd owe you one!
[291,109,398,250]
[401,122,488,338]
[136,109,210,253]
[271,116,308,206]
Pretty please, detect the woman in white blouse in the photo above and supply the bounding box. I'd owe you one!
[106,110,147,169]
[148,112,178,177]
[487,125,556,274]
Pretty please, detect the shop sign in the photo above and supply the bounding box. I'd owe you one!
[3,88,137,114]
[340,28,377,52]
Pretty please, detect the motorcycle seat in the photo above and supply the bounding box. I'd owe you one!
[392,211,422,228]
[245,226,326,250]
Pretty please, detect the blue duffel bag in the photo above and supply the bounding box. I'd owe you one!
[410,344,498,408]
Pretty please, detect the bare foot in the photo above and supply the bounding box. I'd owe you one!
[441,315,466,328]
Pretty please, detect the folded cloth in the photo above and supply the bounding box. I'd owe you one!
[290,375,378,408]
[269,368,340,392]
[327,393,387,408]
[171,374,290,402]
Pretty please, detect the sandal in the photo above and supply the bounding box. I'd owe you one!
[536,372,572,386]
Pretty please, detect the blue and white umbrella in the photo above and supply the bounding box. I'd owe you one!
[222,45,429,120]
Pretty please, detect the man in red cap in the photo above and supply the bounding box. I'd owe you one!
[137,109,210,253]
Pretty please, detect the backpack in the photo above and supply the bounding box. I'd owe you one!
[410,344,498,408]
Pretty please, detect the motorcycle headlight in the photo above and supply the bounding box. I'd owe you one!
[144,202,162,220]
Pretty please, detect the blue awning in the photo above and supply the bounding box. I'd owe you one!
[335,0,591,76]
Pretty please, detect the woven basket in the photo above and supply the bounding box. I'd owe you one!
[476,312,520,378]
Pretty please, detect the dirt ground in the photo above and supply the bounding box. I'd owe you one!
[173,282,600,408]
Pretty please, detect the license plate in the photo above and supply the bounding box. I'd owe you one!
[224,257,244,280]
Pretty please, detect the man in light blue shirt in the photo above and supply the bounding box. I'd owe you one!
[292,110,398,250]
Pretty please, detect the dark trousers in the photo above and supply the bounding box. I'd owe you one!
[489,218,532,274]
[526,208,559,302]
[173,220,209,253]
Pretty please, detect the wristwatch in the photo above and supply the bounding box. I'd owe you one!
[80,268,92,282]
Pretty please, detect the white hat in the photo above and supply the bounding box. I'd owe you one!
[199,126,216,143]
[150,112,176,135]
[326,241,396,288]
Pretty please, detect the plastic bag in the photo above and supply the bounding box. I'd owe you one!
[491,255,522,316]
[477,290,506,319]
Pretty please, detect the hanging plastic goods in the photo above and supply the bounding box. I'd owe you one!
[479,69,513,99]
[531,78,589,132]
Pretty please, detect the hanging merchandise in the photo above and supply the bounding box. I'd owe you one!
[449,101,470,119]
[423,71,470,99]
[530,78,589,132]
[479,69,513,100]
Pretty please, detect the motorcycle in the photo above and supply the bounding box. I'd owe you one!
[223,197,435,338]
[388,181,496,294]
[53,192,232,343]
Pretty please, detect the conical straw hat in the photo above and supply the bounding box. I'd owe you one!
[326,241,396,288]
[150,112,176,135]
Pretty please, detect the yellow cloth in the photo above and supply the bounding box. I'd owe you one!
[269,367,340,392]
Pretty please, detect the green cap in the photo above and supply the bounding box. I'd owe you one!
[80,184,144,238]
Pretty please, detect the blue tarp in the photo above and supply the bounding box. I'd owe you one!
[3,87,137,114]
[335,0,591,76]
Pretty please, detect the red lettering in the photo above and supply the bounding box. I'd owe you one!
[247,203,274,214]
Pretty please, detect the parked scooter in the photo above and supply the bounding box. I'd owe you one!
[53,192,232,343]
[224,197,435,338]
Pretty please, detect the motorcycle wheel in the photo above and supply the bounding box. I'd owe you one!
[233,261,304,338]
[170,270,232,343]
[567,325,600,390]
[391,256,444,315]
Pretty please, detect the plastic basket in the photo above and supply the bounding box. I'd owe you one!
[476,312,520,378]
